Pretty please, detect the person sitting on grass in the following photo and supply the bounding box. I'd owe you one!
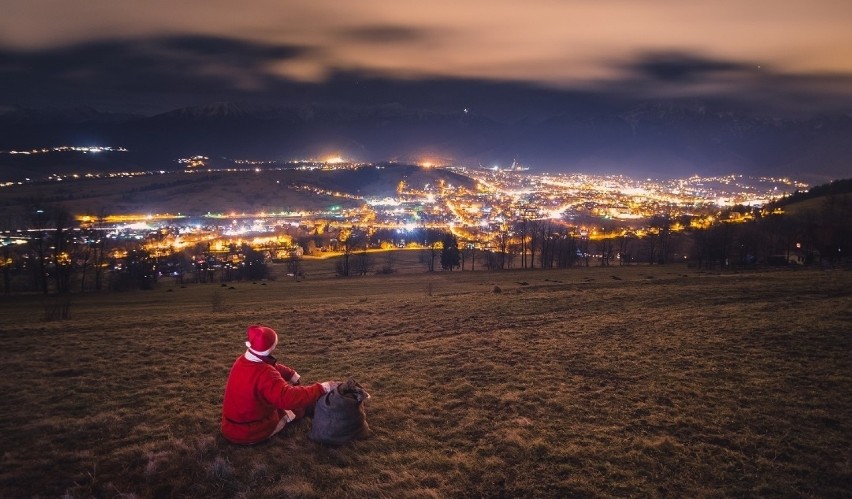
[221,324,340,445]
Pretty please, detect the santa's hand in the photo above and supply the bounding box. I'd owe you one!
[321,381,341,394]
[290,372,301,385]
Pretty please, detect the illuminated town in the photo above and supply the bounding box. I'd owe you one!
[0,148,807,273]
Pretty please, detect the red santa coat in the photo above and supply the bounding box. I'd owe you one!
[221,354,324,444]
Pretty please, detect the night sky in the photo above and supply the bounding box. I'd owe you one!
[3,1,852,116]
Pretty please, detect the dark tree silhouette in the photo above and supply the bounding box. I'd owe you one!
[27,205,50,294]
[51,206,74,295]
[240,244,269,280]
[440,232,461,270]
[354,247,373,276]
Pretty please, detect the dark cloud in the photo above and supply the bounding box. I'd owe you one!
[155,36,308,59]
[337,25,436,44]
[0,36,311,112]
[632,52,751,82]
[605,51,852,116]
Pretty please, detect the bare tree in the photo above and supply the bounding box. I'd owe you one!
[496,224,510,269]
[336,228,354,277]
[51,205,74,295]
[417,228,443,272]
[287,252,302,280]
[461,240,477,271]
[538,221,556,268]
[26,204,51,294]
[354,247,373,276]
[336,227,366,277]
[528,219,542,269]
[0,211,19,294]
[378,250,396,274]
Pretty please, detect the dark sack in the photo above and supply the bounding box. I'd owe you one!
[309,379,372,445]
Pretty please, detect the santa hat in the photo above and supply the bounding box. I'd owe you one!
[245,325,278,356]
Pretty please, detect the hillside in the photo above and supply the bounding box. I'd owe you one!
[768,178,852,212]
[0,266,849,497]
[0,163,475,216]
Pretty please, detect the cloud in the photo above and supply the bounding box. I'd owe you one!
[604,51,852,115]
[631,53,752,83]
[1,33,851,119]
[0,36,311,112]
[337,25,436,45]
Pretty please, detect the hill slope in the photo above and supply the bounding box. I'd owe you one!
[0,163,476,216]
[0,267,850,497]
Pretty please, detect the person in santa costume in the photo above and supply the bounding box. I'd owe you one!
[221,324,340,445]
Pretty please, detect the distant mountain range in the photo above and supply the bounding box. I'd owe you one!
[1,101,850,183]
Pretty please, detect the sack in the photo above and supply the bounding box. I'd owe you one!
[309,378,372,445]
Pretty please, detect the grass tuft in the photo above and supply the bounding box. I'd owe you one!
[208,456,234,480]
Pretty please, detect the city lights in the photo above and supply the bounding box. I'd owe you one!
[3,155,807,264]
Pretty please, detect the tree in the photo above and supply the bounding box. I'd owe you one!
[440,232,461,270]
[417,228,443,272]
[528,219,542,269]
[336,227,365,277]
[27,205,50,294]
[50,205,74,295]
[1,237,12,294]
[241,244,269,280]
[336,228,354,277]
[0,211,19,294]
[514,216,529,269]
[814,193,852,266]
[114,247,157,290]
[460,240,475,271]
[649,215,673,264]
[495,224,510,269]
[596,236,614,266]
[287,252,302,280]
[547,227,579,268]
[354,247,373,276]
[378,250,396,274]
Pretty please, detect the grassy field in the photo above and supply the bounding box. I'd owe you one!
[0,265,850,497]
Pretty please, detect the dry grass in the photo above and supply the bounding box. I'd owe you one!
[1,266,850,498]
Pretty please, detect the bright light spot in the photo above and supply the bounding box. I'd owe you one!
[326,156,344,164]
[621,187,649,196]
[367,197,401,207]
